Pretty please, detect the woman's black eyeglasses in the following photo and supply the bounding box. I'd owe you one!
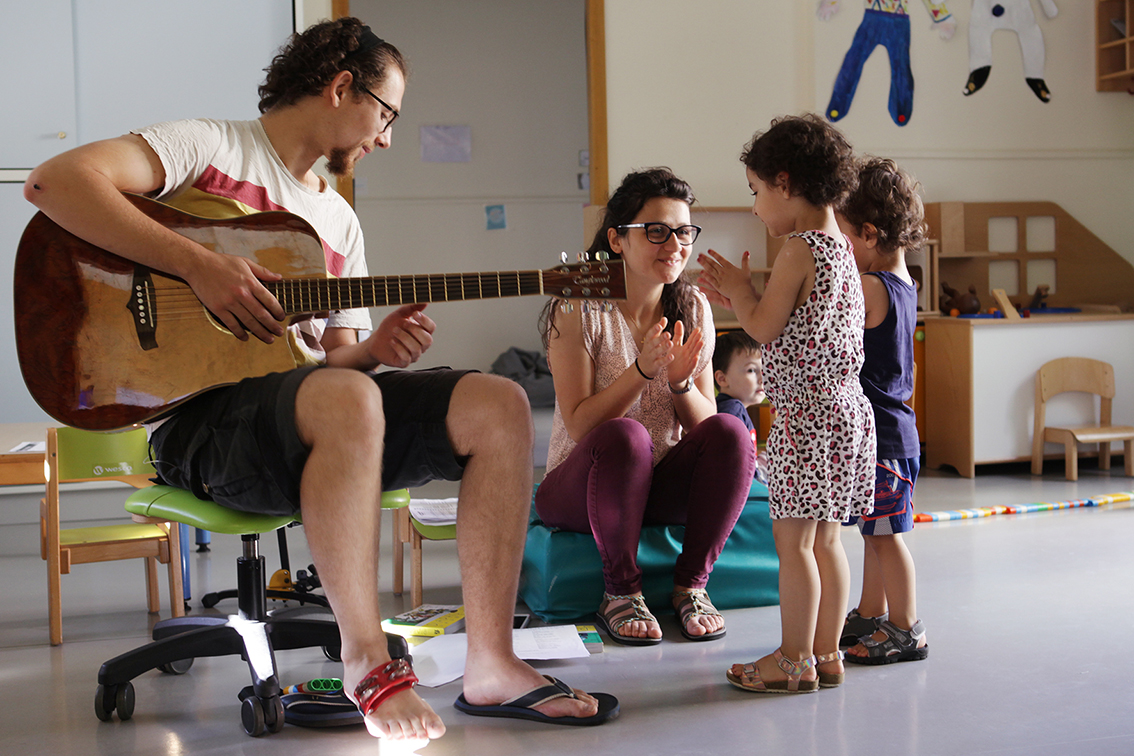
[616,222,702,246]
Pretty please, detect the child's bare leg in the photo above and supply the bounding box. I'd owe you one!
[849,533,923,656]
[736,518,820,683]
[813,521,849,677]
[856,537,888,618]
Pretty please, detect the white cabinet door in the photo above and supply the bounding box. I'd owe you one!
[0,0,77,168]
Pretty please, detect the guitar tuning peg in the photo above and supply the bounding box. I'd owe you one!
[560,300,574,314]
[576,251,585,262]
[596,250,609,262]
[560,251,568,264]
[602,302,615,313]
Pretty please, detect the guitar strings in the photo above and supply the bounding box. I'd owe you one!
[143,272,551,318]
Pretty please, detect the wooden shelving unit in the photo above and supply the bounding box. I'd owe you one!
[1097,0,1134,92]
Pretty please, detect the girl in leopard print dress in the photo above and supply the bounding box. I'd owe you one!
[698,115,875,694]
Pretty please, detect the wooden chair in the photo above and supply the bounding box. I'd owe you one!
[388,497,456,609]
[42,427,184,645]
[1031,357,1134,481]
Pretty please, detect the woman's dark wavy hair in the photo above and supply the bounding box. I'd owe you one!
[258,17,407,114]
[839,157,927,255]
[740,113,856,209]
[540,167,699,351]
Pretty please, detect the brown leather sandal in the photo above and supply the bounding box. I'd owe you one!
[672,589,726,642]
[596,593,662,646]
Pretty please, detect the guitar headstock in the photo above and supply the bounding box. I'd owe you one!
[541,257,626,301]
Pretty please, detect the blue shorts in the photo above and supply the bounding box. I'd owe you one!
[149,366,474,516]
[846,457,919,536]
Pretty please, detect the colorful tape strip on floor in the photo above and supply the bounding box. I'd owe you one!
[914,492,1134,523]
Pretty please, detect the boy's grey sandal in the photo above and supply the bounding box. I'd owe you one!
[839,608,887,648]
[844,619,928,665]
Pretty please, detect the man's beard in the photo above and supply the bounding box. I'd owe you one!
[325,147,356,178]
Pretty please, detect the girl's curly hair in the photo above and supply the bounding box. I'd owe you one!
[258,17,407,114]
[740,114,856,209]
[840,157,927,254]
[539,167,699,351]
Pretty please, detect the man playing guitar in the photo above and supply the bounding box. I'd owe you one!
[24,17,615,744]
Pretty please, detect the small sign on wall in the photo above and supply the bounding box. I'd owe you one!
[486,204,506,230]
[420,125,472,163]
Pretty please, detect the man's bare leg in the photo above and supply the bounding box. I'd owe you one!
[294,369,445,741]
[446,374,599,718]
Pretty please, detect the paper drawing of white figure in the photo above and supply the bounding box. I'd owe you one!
[963,0,1058,102]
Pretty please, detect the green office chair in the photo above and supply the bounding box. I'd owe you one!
[95,485,410,737]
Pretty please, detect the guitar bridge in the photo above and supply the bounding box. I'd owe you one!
[127,268,158,350]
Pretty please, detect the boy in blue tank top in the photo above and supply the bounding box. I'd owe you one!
[836,157,929,665]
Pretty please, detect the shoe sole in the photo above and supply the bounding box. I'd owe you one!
[844,645,928,666]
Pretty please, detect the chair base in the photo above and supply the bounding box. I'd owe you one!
[94,545,408,736]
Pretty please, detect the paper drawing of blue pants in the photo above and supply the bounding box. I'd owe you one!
[826,9,914,126]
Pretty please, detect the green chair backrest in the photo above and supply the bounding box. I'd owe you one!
[55,426,155,482]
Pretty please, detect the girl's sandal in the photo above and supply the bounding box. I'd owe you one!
[845,619,928,665]
[839,608,887,648]
[672,588,726,642]
[815,650,845,688]
[726,648,818,694]
[596,593,662,646]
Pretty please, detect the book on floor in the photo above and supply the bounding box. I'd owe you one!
[576,624,604,653]
[381,604,466,637]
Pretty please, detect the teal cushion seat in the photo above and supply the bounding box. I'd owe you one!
[519,479,780,623]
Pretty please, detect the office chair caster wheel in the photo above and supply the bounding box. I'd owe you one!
[323,643,342,662]
[241,695,266,736]
[157,658,194,675]
[201,593,221,609]
[266,695,285,734]
[95,682,135,722]
[241,693,284,736]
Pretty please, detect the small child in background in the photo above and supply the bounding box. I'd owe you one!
[713,330,768,483]
[698,114,875,694]
[837,156,928,665]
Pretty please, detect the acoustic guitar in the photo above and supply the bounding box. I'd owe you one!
[14,193,625,431]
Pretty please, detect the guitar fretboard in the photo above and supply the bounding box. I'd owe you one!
[268,270,547,313]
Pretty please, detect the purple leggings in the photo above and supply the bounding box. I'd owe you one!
[534,415,755,595]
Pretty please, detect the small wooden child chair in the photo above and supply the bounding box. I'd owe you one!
[1031,357,1134,481]
[42,427,184,645]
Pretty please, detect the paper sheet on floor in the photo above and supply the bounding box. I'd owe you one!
[411,625,589,687]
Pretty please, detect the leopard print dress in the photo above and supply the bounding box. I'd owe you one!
[762,230,876,522]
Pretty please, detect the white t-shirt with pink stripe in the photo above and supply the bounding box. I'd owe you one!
[133,118,373,362]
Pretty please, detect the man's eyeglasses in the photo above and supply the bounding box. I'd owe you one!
[617,222,702,246]
[359,85,400,133]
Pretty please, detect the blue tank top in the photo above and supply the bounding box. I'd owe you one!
[860,271,920,458]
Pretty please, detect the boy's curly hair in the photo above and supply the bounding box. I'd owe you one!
[258,17,407,114]
[740,114,856,209]
[840,157,927,254]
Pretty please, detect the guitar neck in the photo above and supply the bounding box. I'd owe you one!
[266,269,548,313]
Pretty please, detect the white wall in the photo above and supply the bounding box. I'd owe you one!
[351,0,590,371]
[603,0,1134,266]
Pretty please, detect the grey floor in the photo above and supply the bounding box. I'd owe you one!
[3,460,1134,756]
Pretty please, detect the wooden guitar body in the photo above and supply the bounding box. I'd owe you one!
[15,196,327,430]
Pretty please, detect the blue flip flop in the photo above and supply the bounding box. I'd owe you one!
[454,675,619,726]
[280,683,363,728]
